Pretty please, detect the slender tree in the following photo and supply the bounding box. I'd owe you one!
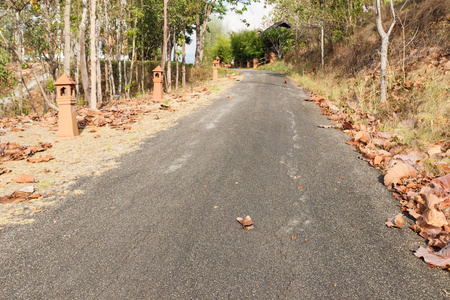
[375,0,396,103]
[90,0,97,109]
[79,0,90,105]
[63,0,71,75]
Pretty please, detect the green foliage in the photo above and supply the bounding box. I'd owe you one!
[207,36,233,64]
[47,78,55,92]
[0,48,15,88]
[230,30,265,61]
[262,27,294,58]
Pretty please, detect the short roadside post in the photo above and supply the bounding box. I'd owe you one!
[54,73,79,138]
[269,52,275,64]
[152,66,164,101]
[253,58,258,69]
[213,56,220,80]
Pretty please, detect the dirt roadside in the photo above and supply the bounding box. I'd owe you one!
[0,75,241,229]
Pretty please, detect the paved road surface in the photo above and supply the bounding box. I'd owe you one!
[1,70,449,299]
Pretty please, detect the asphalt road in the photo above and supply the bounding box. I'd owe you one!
[1,70,449,299]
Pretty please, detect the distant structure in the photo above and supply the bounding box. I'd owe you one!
[264,20,293,31]
[261,20,293,60]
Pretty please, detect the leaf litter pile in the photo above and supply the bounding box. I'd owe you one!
[0,76,240,229]
[307,94,450,269]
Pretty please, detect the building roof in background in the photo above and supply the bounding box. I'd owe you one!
[264,20,293,31]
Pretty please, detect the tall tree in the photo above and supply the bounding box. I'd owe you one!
[79,0,90,105]
[375,0,396,103]
[90,0,97,109]
[161,0,168,69]
[63,0,71,75]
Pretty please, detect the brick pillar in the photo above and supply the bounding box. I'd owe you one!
[54,73,79,138]
[153,66,164,101]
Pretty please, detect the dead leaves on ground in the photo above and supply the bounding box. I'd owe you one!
[237,215,255,230]
[1,142,52,162]
[0,186,42,204]
[307,91,450,269]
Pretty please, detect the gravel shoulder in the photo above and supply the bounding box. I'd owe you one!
[0,76,241,229]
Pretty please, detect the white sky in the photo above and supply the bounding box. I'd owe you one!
[185,2,273,64]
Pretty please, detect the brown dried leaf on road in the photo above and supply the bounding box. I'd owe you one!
[385,214,406,228]
[415,244,450,268]
[236,215,255,230]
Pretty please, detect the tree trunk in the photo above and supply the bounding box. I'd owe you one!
[96,17,102,104]
[198,4,213,64]
[141,48,145,94]
[90,0,97,110]
[166,36,172,92]
[174,36,179,90]
[182,28,186,87]
[15,10,23,114]
[140,0,145,95]
[117,1,123,97]
[321,19,324,70]
[74,34,80,100]
[375,0,396,103]
[161,0,168,70]
[194,13,201,66]
[63,0,71,75]
[103,0,115,97]
[126,12,137,99]
[294,24,299,62]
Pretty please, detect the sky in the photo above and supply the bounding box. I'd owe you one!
[185,2,273,64]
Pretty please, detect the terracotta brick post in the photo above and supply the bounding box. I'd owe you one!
[246,60,250,68]
[54,73,79,138]
[269,52,275,64]
[153,66,164,101]
[213,56,220,80]
[253,58,258,69]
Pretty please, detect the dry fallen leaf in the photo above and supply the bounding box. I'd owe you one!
[421,193,448,227]
[354,130,370,144]
[384,163,416,188]
[428,145,442,157]
[12,175,38,183]
[236,215,255,230]
[27,155,55,163]
[0,167,11,175]
[431,174,450,191]
[385,213,406,228]
[415,244,450,268]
